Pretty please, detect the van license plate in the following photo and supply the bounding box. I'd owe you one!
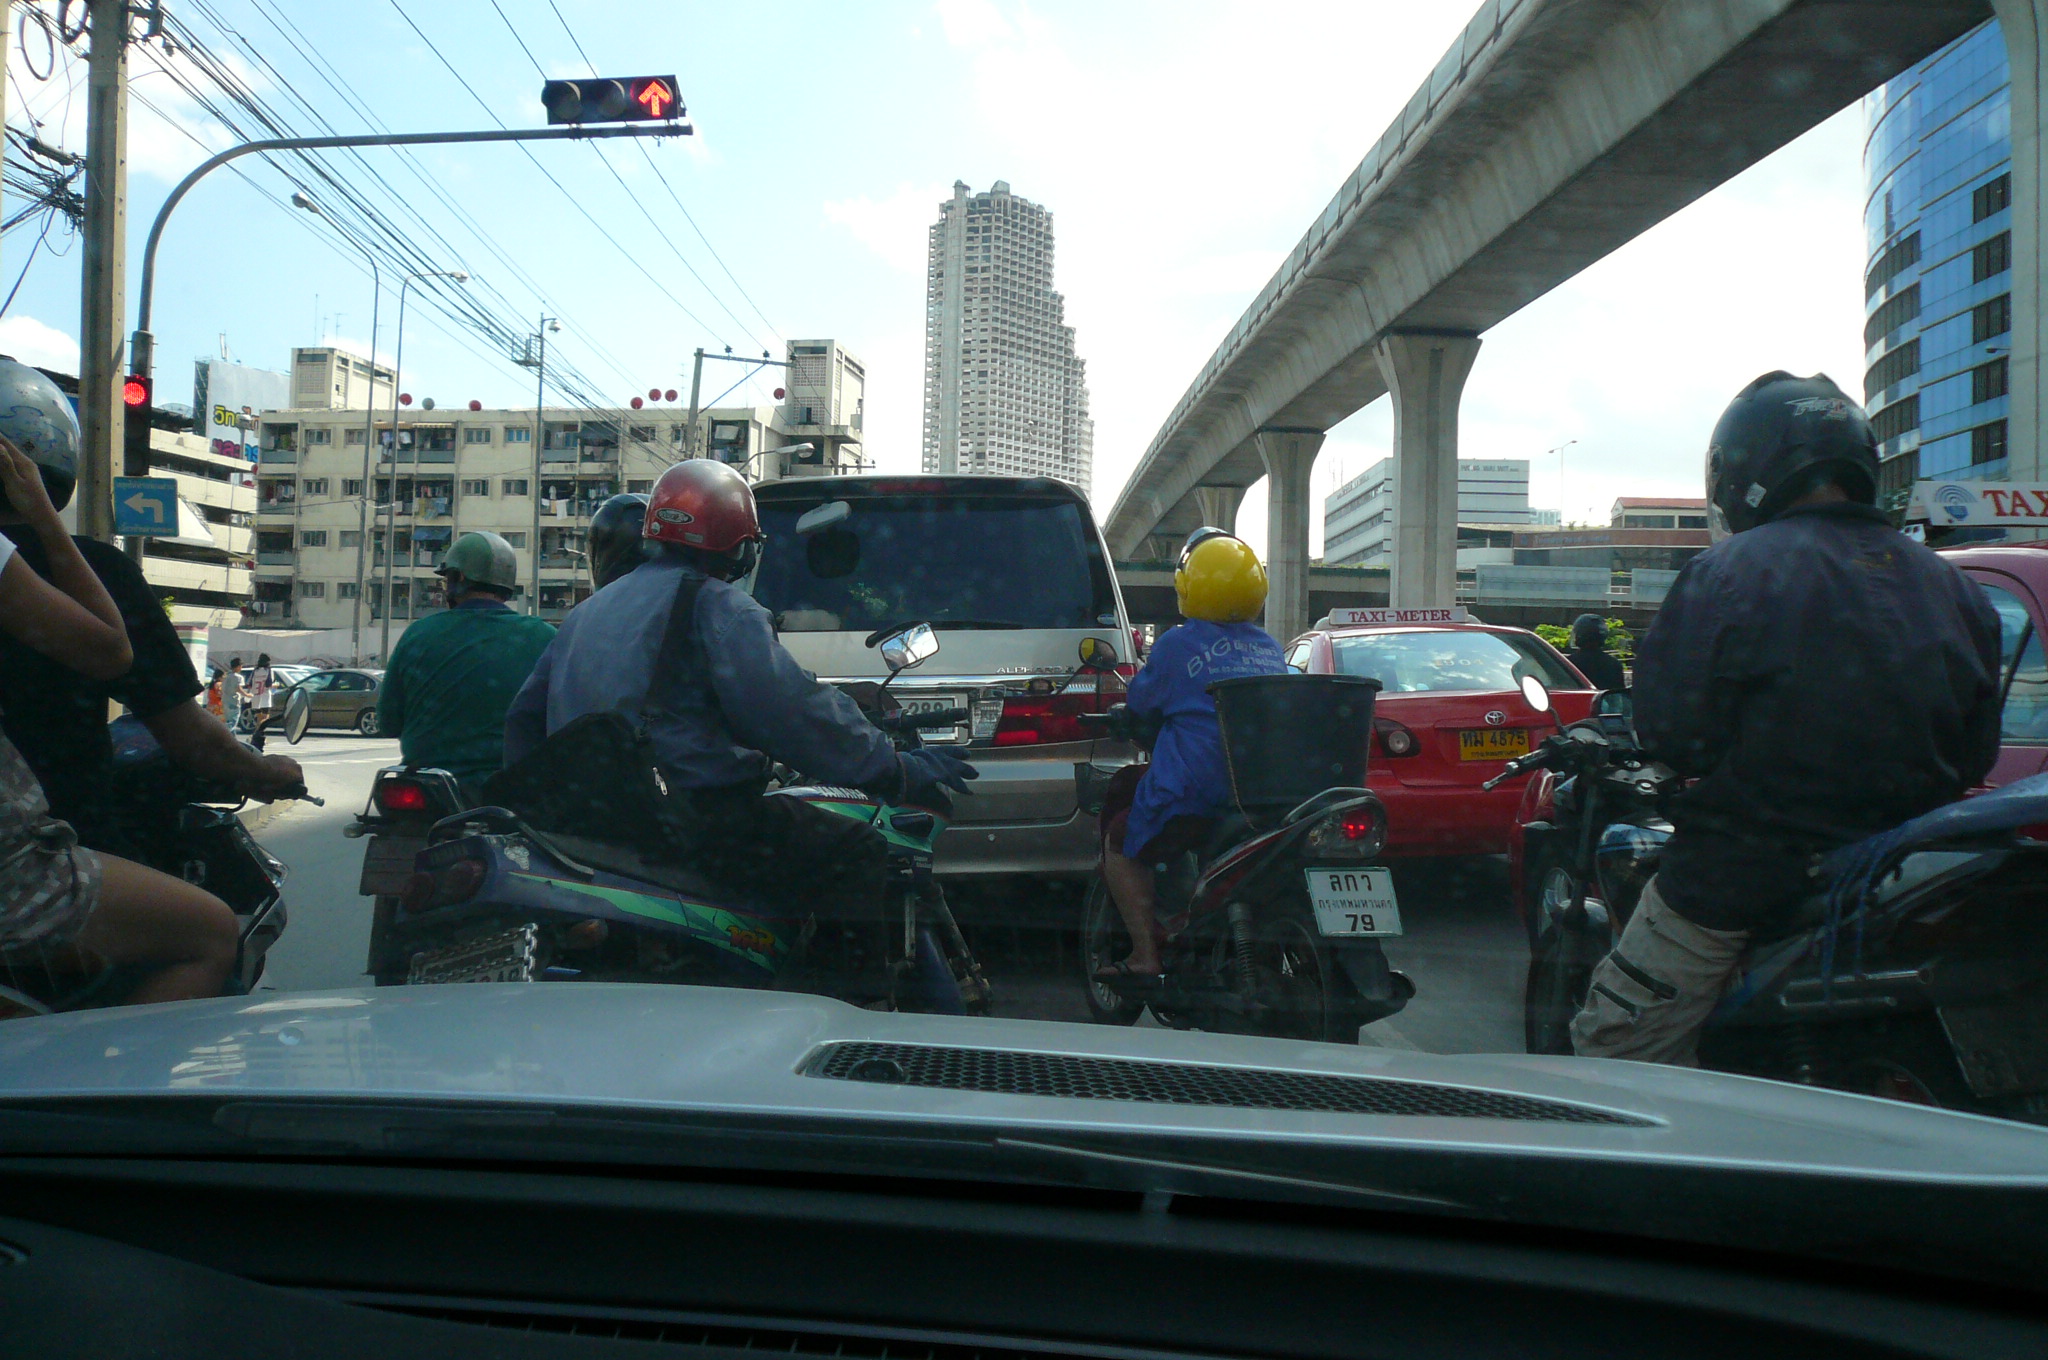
[1305,868,1403,937]
[898,695,966,743]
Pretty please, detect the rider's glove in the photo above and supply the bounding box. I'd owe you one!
[899,746,979,799]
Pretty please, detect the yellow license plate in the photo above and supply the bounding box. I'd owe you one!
[1459,728,1530,762]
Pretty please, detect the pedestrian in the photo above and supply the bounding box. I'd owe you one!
[1564,613,1627,692]
[247,653,273,751]
[220,655,243,734]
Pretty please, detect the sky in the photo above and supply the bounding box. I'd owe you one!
[0,0,1872,553]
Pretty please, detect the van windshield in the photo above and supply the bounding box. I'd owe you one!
[753,493,1117,632]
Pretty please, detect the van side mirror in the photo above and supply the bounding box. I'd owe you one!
[874,622,938,673]
[1078,636,1120,669]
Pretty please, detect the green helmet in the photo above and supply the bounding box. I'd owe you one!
[438,531,520,593]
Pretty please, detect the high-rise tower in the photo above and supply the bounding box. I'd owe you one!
[922,181,1093,496]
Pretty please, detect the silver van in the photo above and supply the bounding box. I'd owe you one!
[752,475,1135,883]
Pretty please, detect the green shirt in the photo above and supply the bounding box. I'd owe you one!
[380,601,556,788]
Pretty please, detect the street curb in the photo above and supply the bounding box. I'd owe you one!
[241,798,297,839]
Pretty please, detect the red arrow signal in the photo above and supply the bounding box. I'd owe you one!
[634,78,674,119]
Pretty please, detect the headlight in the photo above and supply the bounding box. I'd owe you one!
[1306,801,1386,859]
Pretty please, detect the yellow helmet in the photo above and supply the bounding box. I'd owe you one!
[1174,528,1268,623]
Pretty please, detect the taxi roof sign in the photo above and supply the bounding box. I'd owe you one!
[1325,607,1469,627]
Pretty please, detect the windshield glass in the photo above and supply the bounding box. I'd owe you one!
[1331,630,1582,694]
[3,0,2044,1302]
[753,493,1116,631]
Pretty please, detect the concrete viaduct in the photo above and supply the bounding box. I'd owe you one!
[1103,0,2036,644]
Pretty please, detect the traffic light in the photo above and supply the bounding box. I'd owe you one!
[121,373,152,477]
[541,75,682,125]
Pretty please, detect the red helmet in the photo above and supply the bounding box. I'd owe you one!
[644,459,761,551]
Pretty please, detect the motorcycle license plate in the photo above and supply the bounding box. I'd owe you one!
[1305,868,1403,936]
[407,924,540,985]
[1459,728,1530,761]
[898,695,966,743]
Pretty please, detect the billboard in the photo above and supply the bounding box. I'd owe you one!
[191,358,291,470]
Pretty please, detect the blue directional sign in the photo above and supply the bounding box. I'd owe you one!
[112,476,178,537]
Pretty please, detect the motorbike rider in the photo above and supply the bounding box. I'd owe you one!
[1571,372,2003,1065]
[0,359,300,860]
[502,459,977,913]
[1094,527,1288,982]
[377,531,556,794]
[588,492,652,590]
[1565,613,1626,692]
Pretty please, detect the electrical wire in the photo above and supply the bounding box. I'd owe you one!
[0,212,54,316]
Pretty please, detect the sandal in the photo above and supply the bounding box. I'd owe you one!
[1093,958,1163,987]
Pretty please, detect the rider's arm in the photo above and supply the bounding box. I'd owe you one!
[377,643,410,741]
[143,701,302,796]
[1632,558,1734,776]
[502,638,556,768]
[1124,625,1186,716]
[0,439,130,680]
[698,589,898,789]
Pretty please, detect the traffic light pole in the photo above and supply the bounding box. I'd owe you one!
[80,0,129,545]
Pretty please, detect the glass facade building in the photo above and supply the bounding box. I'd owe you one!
[1863,20,2013,500]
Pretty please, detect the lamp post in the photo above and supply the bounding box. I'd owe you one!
[519,317,561,616]
[290,191,380,664]
[381,267,470,660]
[1544,439,1578,525]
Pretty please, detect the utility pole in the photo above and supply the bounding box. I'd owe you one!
[78,0,129,543]
[684,348,704,459]
[524,318,557,614]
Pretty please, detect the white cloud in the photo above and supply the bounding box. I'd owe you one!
[0,315,80,372]
[936,0,1015,47]
[823,182,951,274]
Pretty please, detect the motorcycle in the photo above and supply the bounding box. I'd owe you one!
[0,717,317,1015]
[1077,653,1414,1044]
[1502,678,2048,1118]
[347,763,469,985]
[369,622,992,1014]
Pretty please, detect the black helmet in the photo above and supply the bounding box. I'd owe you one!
[0,357,80,513]
[589,492,651,589]
[1705,371,1878,537]
[1569,613,1606,652]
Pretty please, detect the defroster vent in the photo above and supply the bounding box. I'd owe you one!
[804,1042,1650,1125]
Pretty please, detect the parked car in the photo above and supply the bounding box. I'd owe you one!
[227,663,317,734]
[1940,541,2048,786]
[1287,613,1596,857]
[275,667,386,735]
[752,474,1136,889]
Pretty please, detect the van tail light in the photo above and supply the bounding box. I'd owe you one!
[376,779,432,815]
[994,691,1103,746]
[401,856,485,912]
[1375,717,1419,757]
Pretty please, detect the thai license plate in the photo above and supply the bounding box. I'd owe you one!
[1305,868,1403,936]
[407,924,540,985]
[899,695,966,743]
[1459,728,1530,761]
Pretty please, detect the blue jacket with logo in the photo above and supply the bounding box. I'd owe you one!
[1122,619,1288,856]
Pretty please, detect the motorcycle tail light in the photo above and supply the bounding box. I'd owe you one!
[375,779,432,814]
[400,857,485,912]
[1308,802,1386,859]
[1375,717,1419,757]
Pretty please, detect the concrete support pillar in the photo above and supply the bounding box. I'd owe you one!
[1995,0,2047,483]
[1192,484,1247,536]
[1254,428,1324,643]
[1374,332,1481,608]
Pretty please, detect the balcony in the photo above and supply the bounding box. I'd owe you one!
[258,447,297,465]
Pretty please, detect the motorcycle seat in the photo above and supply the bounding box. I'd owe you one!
[1201,812,1255,861]
[542,831,755,910]
[1815,771,2048,884]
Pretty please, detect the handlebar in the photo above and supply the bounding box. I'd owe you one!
[873,708,969,734]
[1076,712,1116,729]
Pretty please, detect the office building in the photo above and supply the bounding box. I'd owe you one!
[774,338,867,474]
[1864,19,2013,499]
[1322,457,1532,566]
[922,180,1094,495]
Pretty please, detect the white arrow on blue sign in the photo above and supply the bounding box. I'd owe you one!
[111,477,179,538]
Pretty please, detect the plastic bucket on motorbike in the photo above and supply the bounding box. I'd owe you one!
[1208,674,1380,823]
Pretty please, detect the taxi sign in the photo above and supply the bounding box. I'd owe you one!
[1325,607,1469,627]
[111,477,178,537]
[1908,479,2048,527]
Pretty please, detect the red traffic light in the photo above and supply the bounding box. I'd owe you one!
[632,77,675,120]
[121,377,149,407]
[542,75,682,125]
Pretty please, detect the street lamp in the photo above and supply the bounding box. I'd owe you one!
[518,317,562,616]
[381,267,471,660]
[292,191,380,663]
[1544,439,1579,525]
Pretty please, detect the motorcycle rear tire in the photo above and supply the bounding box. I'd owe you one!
[1080,874,1145,1025]
[1255,902,1371,1045]
[1524,870,1597,1056]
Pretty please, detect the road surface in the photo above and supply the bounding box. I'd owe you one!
[250,735,1529,1054]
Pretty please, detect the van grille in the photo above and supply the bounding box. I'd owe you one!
[804,1042,1650,1125]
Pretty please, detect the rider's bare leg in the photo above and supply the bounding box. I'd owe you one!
[70,856,239,1003]
[1102,847,1165,974]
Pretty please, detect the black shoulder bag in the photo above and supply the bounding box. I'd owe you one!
[481,575,706,847]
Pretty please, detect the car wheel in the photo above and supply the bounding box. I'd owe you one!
[1080,875,1145,1025]
[357,707,380,736]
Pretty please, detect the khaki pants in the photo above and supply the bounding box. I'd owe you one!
[1569,876,1748,1066]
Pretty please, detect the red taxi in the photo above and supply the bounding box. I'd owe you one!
[1939,540,2048,785]
[1287,608,1596,857]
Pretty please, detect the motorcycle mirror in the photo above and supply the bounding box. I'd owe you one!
[283,687,312,745]
[1519,674,1552,714]
[1078,635,1120,669]
[795,500,851,537]
[1594,688,1634,717]
[875,621,939,673]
